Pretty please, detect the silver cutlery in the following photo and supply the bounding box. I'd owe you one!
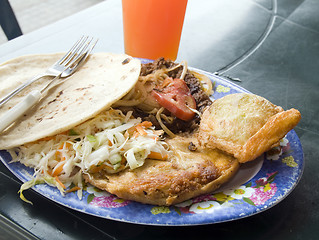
[0,36,98,133]
[0,36,97,108]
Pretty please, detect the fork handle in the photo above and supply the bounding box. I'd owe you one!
[0,74,44,108]
[0,90,42,133]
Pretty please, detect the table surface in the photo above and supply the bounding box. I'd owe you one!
[0,0,318,239]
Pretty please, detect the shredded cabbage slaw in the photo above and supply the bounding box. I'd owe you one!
[9,109,170,203]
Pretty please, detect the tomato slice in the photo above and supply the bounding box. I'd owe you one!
[151,78,196,121]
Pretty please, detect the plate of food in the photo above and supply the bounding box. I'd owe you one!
[0,53,303,225]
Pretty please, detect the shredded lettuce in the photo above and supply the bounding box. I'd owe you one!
[19,176,65,204]
[9,108,170,202]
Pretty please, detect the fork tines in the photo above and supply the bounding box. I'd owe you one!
[59,36,98,67]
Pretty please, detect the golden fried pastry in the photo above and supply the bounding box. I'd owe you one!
[84,135,239,206]
[198,93,301,163]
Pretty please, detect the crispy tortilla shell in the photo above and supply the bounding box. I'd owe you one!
[84,135,239,206]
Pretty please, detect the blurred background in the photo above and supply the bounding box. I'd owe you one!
[0,0,104,44]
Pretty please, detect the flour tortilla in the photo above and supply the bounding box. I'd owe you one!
[0,52,141,149]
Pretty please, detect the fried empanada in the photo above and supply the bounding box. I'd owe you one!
[84,135,239,206]
[198,93,301,163]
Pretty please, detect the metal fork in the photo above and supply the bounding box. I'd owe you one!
[0,36,98,133]
[0,36,96,108]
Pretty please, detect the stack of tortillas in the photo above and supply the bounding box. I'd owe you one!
[0,53,141,149]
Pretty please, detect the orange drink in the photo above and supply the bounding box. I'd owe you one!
[122,0,188,61]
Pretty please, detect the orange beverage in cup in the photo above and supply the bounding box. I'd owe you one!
[122,0,188,61]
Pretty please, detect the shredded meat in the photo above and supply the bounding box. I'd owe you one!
[138,58,212,133]
[140,57,176,76]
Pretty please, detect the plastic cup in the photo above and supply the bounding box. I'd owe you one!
[122,0,188,61]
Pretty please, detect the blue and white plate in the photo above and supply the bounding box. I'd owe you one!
[0,64,304,226]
